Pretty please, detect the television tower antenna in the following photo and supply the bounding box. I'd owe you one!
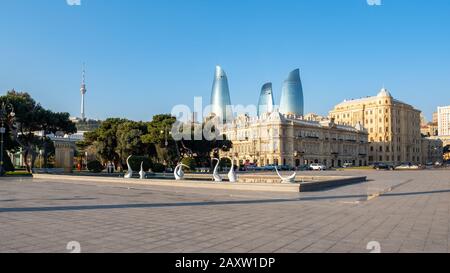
[80,63,87,121]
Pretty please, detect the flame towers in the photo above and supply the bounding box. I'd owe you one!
[210,66,233,122]
[279,69,304,116]
[257,83,274,116]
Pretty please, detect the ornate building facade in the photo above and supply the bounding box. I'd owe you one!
[329,88,428,165]
[219,111,369,168]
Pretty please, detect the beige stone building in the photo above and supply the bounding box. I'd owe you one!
[329,88,424,165]
[421,122,439,137]
[219,111,369,168]
[433,112,439,124]
[428,135,450,149]
[438,106,450,136]
[421,138,443,164]
[304,113,328,122]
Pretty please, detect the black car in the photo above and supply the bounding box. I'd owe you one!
[373,162,395,170]
[296,164,312,171]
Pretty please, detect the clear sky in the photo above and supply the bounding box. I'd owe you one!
[1,0,449,122]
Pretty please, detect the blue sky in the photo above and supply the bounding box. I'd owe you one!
[0,0,449,121]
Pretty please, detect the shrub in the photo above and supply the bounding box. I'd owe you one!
[128,156,153,172]
[152,163,166,173]
[87,160,104,173]
[219,158,231,168]
[181,157,196,171]
[5,171,32,177]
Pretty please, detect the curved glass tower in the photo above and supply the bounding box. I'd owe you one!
[257,82,274,117]
[210,66,233,122]
[279,69,304,116]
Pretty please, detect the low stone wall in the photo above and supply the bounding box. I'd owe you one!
[33,174,301,193]
[33,173,367,193]
[299,176,367,192]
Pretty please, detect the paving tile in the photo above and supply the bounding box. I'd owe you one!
[1,169,450,253]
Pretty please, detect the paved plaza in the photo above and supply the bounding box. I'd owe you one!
[1,169,450,253]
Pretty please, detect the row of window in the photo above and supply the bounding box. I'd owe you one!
[369,145,421,153]
[369,155,421,162]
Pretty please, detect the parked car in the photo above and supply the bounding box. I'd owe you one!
[396,163,420,170]
[244,164,258,171]
[263,164,278,171]
[279,165,294,171]
[372,163,395,170]
[343,163,353,168]
[310,163,327,171]
[297,164,312,171]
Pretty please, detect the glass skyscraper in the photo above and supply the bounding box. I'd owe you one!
[279,69,304,116]
[210,66,233,122]
[257,82,274,117]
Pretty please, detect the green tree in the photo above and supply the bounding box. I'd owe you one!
[88,118,129,165]
[141,114,179,166]
[1,90,76,173]
[177,123,232,168]
[116,121,148,165]
[80,119,151,170]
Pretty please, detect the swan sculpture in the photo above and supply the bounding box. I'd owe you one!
[139,161,145,179]
[212,158,222,182]
[227,157,237,182]
[275,166,297,183]
[124,155,133,179]
[174,163,189,180]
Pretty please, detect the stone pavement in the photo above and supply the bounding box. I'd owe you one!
[0,169,449,253]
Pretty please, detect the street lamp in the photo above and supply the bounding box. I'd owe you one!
[85,151,88,170]
[160,126,169,147]
[39,149,44,169]
[0,102,15,176]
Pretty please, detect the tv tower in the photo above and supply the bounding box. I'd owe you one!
[80,63,87,121]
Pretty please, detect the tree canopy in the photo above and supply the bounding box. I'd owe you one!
[1,90,76,172]
[81,114,232,170]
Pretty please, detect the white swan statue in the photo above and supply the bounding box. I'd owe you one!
[275,166,297,183]
[227,157,237,182]
[124,155,133,179]
[174,163,189,181]
[212,158,222,182]
[139,161,145,179]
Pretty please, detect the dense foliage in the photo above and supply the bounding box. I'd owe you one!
[128,156,153,172]
[87,160,104,173]
[0,90,76,173]
[81,114,232,170]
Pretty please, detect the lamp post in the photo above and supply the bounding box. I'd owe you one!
[0,102,15,176]
[39,149,44,169]
[85,151,88,170]
[161,126,169,173]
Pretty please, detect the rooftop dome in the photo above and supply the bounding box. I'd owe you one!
[377,88,392,97]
